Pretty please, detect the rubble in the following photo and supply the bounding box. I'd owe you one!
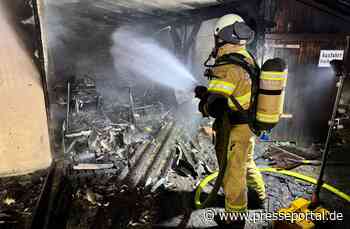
[0,170,47,228]
[57,76,179,228]
[6,76,345,229]
[61,77,170,178]
[173,145,198,178]
[3,197,16,206]
[65,130,92,138]
[150,177,167,193]
[72,163,114,170]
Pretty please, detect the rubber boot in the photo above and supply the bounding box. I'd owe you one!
[248,188,266,210]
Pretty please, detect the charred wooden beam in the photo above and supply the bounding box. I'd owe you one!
[32,0,50,112]
[266,33,350,41]
[295,0,350,22]
[164,0,261,28]
[345,36,350,75]
[31,162,72,229]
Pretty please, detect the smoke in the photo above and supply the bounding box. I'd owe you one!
[110,27,197,91]
[45,2,69,50]
[110,27,202,134]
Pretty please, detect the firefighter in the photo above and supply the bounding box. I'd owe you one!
[196,14,266,227]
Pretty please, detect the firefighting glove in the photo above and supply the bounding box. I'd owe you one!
[206,94,228,119]
[194,85,208,100]
[194,86,209,117]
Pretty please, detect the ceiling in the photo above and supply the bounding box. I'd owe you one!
[47,0,235,14]
[45,0,350,30]
[45,0,251,26]
[42,0,350,51]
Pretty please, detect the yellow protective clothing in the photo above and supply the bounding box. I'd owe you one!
[207,44,253,111]
[209,44,266,213]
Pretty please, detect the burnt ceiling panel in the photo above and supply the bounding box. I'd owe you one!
[46,0,259,26]
[48,0,220,16]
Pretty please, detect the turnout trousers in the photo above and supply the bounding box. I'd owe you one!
[214,121,266,212]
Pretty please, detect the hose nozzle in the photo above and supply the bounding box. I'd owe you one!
[194,85,208,100]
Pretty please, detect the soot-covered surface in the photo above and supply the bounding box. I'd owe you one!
[36,94,350,228]
[1,125,349,228]
[0,170,48,228]
[62,141,350,228]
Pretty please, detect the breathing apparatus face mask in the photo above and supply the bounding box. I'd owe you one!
[211,36,223,58]
[203,37,223,67]
[205,22,255,62]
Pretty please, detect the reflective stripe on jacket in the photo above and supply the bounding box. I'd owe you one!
[207,44,253,111]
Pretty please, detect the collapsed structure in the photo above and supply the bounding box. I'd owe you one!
[1,0,350,229]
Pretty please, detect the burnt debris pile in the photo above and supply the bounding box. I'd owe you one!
[0,170,47,228]
[62,77,170,179]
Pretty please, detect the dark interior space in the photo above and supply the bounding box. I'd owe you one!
[0,0,350,229]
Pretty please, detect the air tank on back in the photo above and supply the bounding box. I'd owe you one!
[256,58,288,131]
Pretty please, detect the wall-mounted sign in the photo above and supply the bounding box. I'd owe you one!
[318,50,344,67]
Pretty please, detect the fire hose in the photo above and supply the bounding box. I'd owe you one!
[194,167,350,209]
[194,111,231,208]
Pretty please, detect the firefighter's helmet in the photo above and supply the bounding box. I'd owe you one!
[214,14,255,45]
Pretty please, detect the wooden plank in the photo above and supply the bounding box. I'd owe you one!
[345,36,350,74]
[263,37,345,146]
[268,44,300,49]
[266,33,350,41]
